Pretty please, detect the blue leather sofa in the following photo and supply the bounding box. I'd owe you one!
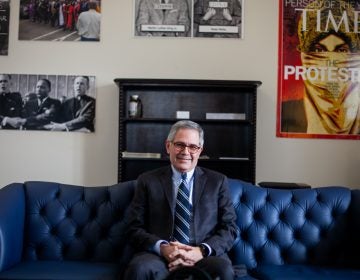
[0,179,359,279]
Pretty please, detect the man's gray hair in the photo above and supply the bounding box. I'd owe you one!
[167,120,204,146]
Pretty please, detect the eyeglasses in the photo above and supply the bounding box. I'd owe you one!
[172,142,202,154]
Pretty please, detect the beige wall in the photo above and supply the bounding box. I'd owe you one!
[0,0,359,189]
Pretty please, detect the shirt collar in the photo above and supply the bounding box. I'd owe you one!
[39,96,49,105]
[171,165,194,184]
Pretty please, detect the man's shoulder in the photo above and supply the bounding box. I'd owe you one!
[83,95,95,102]
[63,97,76,103]
[62,96,94,105]
[138,166,227,181]
[48,97,61,105]
[195,166,226,177]
[196,166,227,180]
[1,92,23,104]
[138,166,170,181]
[7,91,22,100]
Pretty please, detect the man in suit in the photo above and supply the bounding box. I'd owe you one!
[20,78,61,130]
[1,76,60,130]
[193,0,242,38]
[135,0,191,37]
[0,74,23,129]
[123,120,238,280]
[44,76,95,132]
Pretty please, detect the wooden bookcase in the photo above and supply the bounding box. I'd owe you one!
[114,79,261,183]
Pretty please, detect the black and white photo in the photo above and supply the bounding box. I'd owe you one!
[193,0,243,38]
[134,0,244,38]
[134,0,192,37]
[0,74,96,132]
[0,0,10,55]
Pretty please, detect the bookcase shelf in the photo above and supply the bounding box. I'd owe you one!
[115,78,261,183]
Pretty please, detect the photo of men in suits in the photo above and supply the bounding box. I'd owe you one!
[0,74,96,133]
[19,78,61,130]
[123,120,239,280]
[44,76,95,132]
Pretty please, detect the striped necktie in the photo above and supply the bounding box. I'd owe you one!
[173,173,191,244]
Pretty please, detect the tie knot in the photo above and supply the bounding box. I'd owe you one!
[181,173,187,181]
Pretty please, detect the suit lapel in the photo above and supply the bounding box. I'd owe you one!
[193,167,206,208]
[75,97,92,118]
[159,166,207,229]
[159,167,175,215]
[38,98,49,113]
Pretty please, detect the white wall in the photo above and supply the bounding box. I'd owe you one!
[1,0,359,189]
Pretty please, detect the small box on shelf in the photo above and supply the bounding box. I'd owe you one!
[205,113,246,120]
[122,151,161,159]
[218,156,249,160]
[176,111,190,119]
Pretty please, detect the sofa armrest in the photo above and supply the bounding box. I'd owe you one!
[347,189,360,268]
[0,183,25,272]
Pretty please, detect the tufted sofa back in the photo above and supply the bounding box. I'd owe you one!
[227,179,353,269]
[23,181,135,262]
[20,179,357,271]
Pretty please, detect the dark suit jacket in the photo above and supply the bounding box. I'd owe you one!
[0,92,23,129]
[60,95,95,132]
[24,97,61,130]
[126,166,238,257]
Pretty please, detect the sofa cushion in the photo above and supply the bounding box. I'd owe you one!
[227,179,352,269]
[346,190,360,268]
[251,264,360,280]
[0,260,120,279]
[22,180,135,264]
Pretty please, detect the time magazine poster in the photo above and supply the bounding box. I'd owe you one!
[277,0,360,139]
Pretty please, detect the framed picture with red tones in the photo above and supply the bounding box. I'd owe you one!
[277,0,360,139]
[18,0,101,42]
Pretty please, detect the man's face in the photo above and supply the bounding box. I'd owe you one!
[73,77,89,97]
[0,74,11,94]
[166,128,203,173]
[35,80,50,100]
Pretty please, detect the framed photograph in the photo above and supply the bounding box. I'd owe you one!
[134,0,244,38]
[0,0,10,55]
[134,0,192,37]
[193,0,243,38]
[18,0,101,42]
[0,74,96,132]
[277,0,360,139]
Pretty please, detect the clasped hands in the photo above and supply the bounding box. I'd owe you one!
[4,117,26,129]
[203,8,232,21]
[4,118,67,131]
[43,122,68,131]
[160,241,203,271]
